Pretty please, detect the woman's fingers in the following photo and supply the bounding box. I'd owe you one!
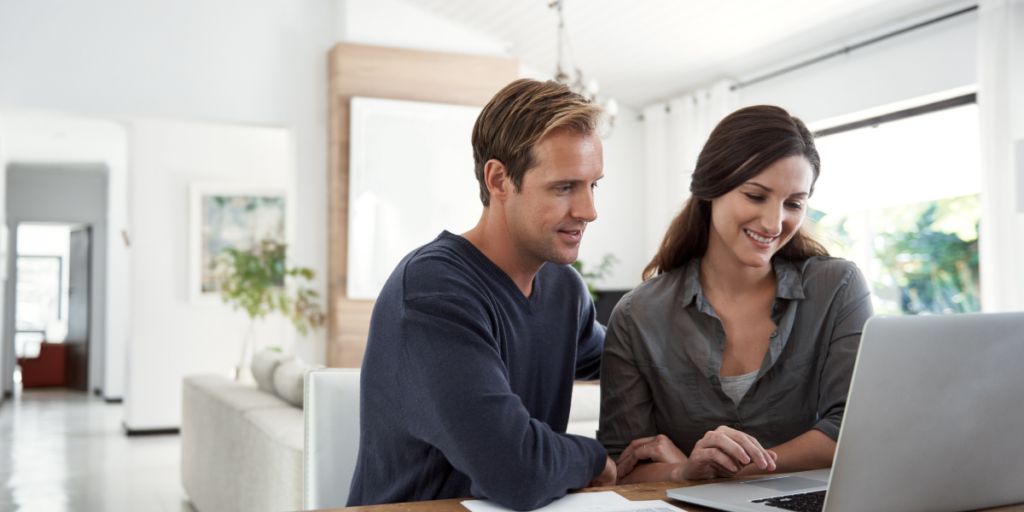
[616,451,639,477]
[732,431,775,470]
[617,435,659,464]
[707,426,776,471]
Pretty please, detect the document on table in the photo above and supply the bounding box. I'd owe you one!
[461,491,688,512]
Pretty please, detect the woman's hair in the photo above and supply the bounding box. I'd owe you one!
[642,105,829,280]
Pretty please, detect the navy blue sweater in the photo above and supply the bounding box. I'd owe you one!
[347,231,607,510]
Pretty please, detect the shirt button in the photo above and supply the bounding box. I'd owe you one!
[770,331,778,338]
[710,376,718,383]
[733,422,742,430]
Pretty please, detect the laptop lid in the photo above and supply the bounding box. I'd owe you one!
[825,312,1024,512]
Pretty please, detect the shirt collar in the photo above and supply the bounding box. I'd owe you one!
[679,256,806,308]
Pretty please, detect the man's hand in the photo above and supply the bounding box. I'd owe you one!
[615,434,687,478]
[587,456,617,487]
[681,426,777,480]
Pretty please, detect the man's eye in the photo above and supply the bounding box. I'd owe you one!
[558,185,572,192]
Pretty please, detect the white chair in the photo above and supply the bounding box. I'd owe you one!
[303,368,361,510]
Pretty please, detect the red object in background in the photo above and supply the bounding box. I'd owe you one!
[17,342,67,388]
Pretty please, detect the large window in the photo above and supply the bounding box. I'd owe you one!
[810,98,981,315]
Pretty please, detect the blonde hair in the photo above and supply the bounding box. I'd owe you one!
[472,79,603,206]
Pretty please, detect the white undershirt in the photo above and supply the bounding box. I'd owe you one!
[719,369,759,405]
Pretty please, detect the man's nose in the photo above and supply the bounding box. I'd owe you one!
[573,188,598,223]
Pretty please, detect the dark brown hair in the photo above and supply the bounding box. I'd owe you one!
[472,79,603,206]
[642,105,829,280]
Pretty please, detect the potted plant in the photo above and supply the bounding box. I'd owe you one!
[215,239,325,380]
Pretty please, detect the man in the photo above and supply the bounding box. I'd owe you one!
[347,79,616,510]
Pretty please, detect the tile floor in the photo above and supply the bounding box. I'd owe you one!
[0,387,197,512]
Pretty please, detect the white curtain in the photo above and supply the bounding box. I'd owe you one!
[978,0,1023,312]
[643,80,738,258]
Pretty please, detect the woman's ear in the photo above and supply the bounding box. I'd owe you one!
[483,159,509,203]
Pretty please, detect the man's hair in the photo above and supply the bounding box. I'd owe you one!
[471,79,603,206]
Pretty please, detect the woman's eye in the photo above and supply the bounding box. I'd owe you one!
[744,193,765,202]
[786,202,804,210]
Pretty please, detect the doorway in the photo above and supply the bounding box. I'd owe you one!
[4,164,108,396]
[12,223,91,391]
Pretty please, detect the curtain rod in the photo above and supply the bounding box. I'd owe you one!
[731,4,978,91]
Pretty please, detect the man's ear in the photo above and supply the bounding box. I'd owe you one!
[483,159,510,203]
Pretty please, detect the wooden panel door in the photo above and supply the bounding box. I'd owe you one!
[64,226,90,391]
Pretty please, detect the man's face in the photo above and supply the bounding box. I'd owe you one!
[504,129,604,267]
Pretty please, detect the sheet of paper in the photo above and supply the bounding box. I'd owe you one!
[462,491,629,512]
[599,499,689,512]
[461,492,687,512]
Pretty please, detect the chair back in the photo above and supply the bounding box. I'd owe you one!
[303,368,361,510]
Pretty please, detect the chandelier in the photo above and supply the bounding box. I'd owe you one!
[549,0,618,138]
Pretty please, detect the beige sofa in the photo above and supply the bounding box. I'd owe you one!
[181,358,601,512]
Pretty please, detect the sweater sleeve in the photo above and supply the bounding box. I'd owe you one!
[398,293,607,511]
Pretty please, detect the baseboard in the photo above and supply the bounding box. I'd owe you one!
[104,397,123,404]
[123,422,180,436]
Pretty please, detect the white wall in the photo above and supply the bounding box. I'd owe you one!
[737,7,977,125]
[577,107,647,290]
[125,119,293,430]
[1014,0,1024,141]
[0,0,336,370]
[337,0,509,57]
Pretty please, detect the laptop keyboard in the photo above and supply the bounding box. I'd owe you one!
[751,490,826,511]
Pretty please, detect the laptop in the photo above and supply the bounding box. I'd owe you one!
[665,312,1024,512]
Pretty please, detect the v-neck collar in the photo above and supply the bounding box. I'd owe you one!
[439,231,543,311]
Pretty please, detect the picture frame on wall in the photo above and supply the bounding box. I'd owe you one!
[189,183,289,304]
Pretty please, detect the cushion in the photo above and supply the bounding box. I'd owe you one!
[273,358,316,408]
[252,350,290,393]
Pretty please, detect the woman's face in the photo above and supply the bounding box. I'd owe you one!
[707,155,814,269]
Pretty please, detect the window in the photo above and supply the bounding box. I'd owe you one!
[810,97,980,315]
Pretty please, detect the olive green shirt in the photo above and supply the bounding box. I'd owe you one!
[598,256,873,459]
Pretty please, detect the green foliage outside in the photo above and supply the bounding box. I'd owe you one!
[215,239,326,336]
[571,254,619,302]
[815,194,980,315]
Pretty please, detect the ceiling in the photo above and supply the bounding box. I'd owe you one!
[403,0,968,109]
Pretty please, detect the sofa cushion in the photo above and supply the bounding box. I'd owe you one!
[273,359,313,407]
[252,350,290,393]
[244,406,305,453]
[186,374,291,412]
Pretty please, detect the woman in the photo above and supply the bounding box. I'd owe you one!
[598,105,873,484]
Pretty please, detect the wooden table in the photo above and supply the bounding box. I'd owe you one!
[313,476,1024,512]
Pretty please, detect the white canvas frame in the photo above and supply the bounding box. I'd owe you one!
[347,97,483,300]
[189,183,291,304]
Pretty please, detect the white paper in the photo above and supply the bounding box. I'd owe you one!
[461,492,687,512]
[462,492,628,512]
[601,499,689,512]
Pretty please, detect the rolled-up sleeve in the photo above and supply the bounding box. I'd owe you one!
[597,294,658,460]
[813,263,874,440]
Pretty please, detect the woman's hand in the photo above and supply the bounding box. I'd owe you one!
[616,434,687,478]
[681,426,778,480]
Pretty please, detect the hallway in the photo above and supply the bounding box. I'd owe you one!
[0,388,196,512]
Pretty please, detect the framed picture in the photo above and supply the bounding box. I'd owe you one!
[189,184,289,304]
[347,97,483,300]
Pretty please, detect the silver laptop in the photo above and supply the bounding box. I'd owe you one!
[666,312,1024,512]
